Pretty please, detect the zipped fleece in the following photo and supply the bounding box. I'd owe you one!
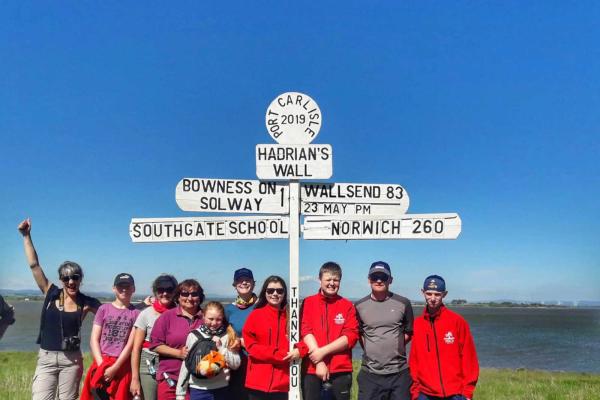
[243,305,308,393]
[409,305,479,399]
[300,290,359,374]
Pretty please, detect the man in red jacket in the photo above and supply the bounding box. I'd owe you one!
[300,261,359,400]
[409,275,479,400]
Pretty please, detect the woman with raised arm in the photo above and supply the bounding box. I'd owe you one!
[18,218,101,400]
[130,274,178,400]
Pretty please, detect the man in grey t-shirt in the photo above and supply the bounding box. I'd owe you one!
[355,261,414,400]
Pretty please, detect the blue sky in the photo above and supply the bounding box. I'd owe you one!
[1,2,598,302]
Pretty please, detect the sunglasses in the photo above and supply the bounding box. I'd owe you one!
[266,288,285,295]
[61,274,81,283]
[369,273,390,283]
[180,291,200,298]
[116,283,132,289]
[156,287,175,294]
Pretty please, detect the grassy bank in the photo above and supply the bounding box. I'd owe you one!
[2,352,600,399]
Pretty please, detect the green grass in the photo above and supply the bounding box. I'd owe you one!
[476,368,600,400]
[2,352,600,400]
[0,352,36,400]
[0,351,93,400]
[350,363,600,399]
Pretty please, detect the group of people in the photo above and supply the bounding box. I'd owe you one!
[18,218,479,400]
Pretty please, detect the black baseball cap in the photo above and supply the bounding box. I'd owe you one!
[114,273,135,286]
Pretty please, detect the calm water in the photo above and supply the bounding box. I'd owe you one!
[2,301,599,373]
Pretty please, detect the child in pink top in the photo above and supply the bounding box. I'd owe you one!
[81,273,140,400]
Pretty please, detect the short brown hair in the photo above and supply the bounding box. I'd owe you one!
[174,279,205,305]
[319,261,342,279]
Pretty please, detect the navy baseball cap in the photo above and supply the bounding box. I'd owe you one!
[233,268,254,282]
[423,275,446,292]
[368,261,391,278]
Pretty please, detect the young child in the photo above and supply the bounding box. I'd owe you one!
[81,273,141,400]
[176,301,241,400]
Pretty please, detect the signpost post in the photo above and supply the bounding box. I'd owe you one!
[130,92,462,400]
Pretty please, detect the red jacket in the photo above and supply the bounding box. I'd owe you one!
[409,305,479,399]
[300,290,358,374]
[81,355,132,400]
[243,305,308,393]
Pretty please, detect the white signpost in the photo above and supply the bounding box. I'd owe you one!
[256,144,333,180]
[130,92,462,400]
[303,213,461,240]
[265,92,322,144]
[175,178,289,214]
[129,216,289,242]
[300,182,410,216]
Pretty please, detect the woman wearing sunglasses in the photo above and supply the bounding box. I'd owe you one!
[18,218,102,400]
[243,276,308,400]
[130,274,178,400]
[149,279,204,400]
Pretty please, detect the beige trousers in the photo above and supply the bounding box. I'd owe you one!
[32,349,83,400]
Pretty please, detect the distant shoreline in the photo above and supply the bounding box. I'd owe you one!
[3,301,599,374]
[2,352,600,399]
[3,296,599,309]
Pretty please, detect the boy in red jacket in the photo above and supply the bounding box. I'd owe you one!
[300,262,359,400]
[409,275,479,400]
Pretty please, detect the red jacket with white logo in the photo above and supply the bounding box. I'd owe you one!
[300,290,359,374]
[243,305,308,393]
[409,305,479,399]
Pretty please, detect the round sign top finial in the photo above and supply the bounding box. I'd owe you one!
[265,92,322,144]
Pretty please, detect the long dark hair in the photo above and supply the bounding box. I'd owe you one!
[254,275,287,310]
[151,274,178,295]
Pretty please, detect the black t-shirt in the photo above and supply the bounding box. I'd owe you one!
[37,284,101,350]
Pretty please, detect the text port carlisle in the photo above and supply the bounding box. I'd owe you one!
[265,92,322,144]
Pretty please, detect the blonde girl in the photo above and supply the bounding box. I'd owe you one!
[176,302,241,400]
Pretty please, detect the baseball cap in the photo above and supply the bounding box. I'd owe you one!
[423,275,446,292]
[114,273,135,286]
[368,261,391,278]
[233,267,254,282]
[154,275,177,290]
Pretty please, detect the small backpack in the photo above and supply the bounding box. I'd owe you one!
[183,330,218,382]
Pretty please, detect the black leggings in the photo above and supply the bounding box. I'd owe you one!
[302,372,353,400]
[229,353,249,400]
[247,389,288,400]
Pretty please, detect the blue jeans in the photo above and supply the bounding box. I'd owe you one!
[417,394,467,400]
[189,387,229,400]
